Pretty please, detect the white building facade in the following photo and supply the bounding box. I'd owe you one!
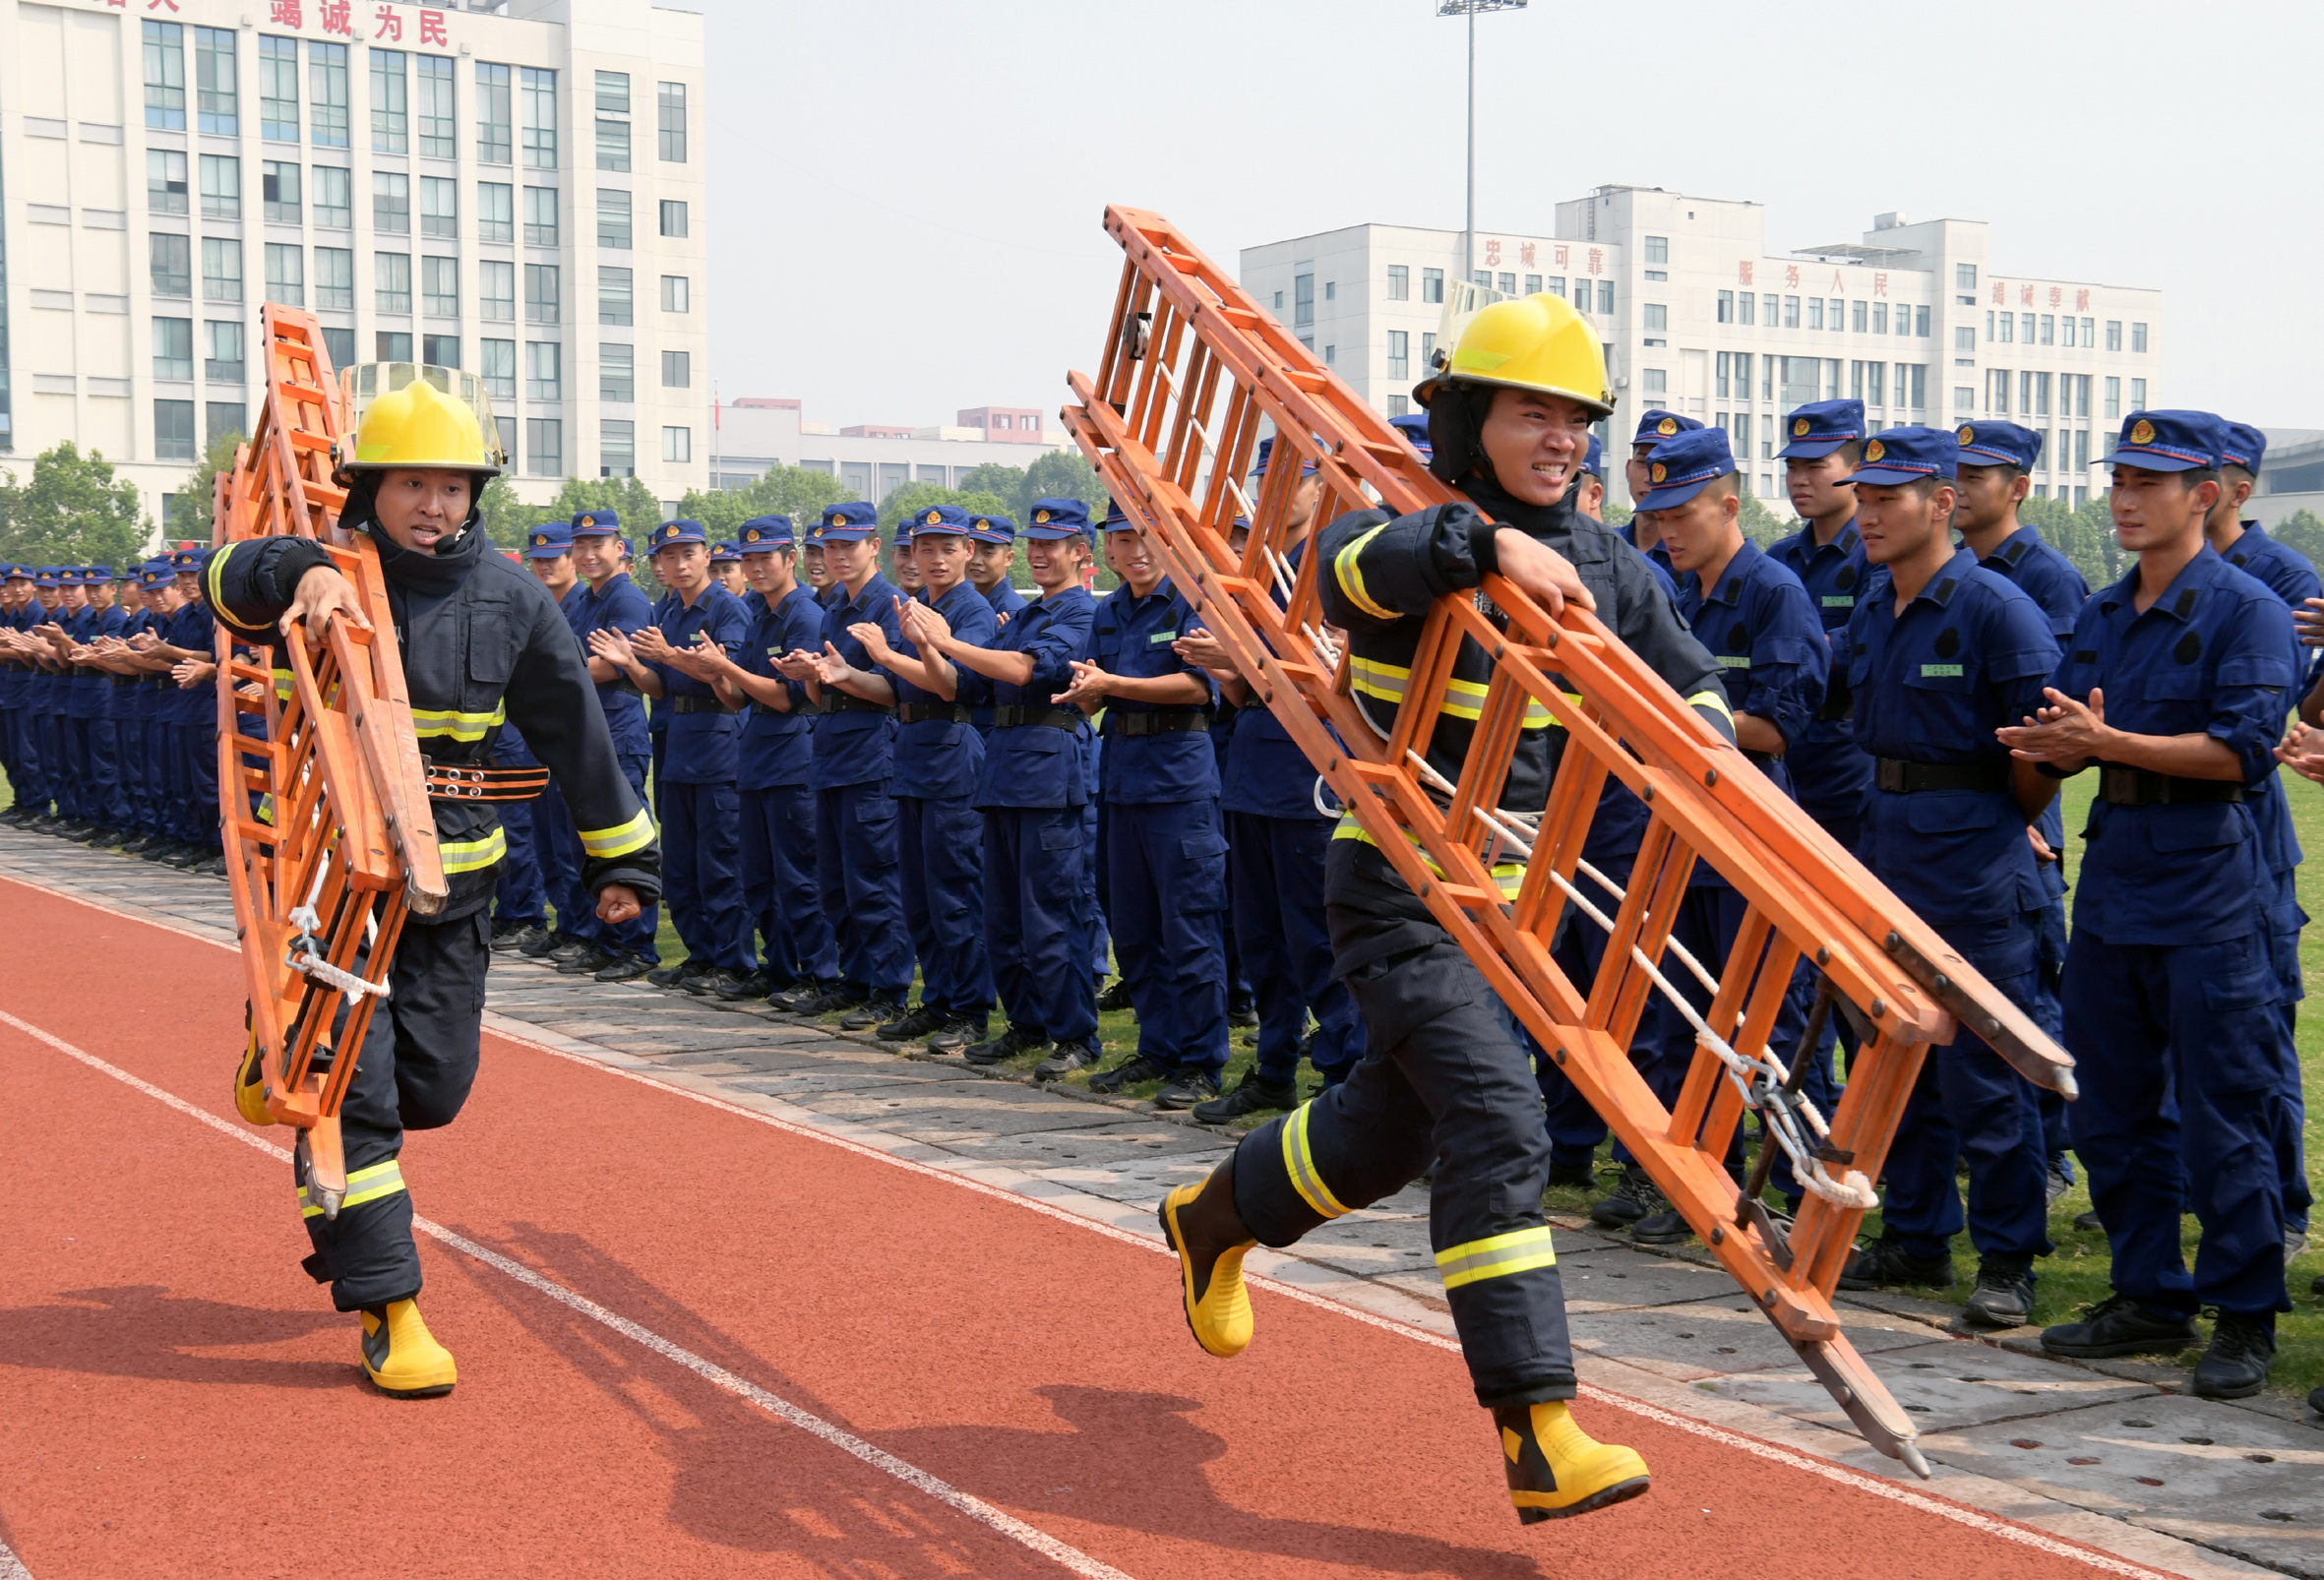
[1242,188,2163,514]
[0,0,706,528]
[711,397,1069,505]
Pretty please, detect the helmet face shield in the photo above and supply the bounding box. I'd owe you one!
[337,362,507,474]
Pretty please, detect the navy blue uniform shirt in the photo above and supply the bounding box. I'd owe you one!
[648,582,749,784]
[737,581,823,791]
[1976,523,2091,900]
[578,572,654,756]
[886,577,996,800]
[1676,539,1827,803]
[970,577,1027,735]
[1620,520,1676,585]
[966,585,1097,811]
[1846,549,2059,927]
[2047,548,2294,945]
[812,572,904,791]
[1086,580,1219,804]
[1219,542,1331,821]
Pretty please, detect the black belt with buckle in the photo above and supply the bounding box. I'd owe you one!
[816,693,895,717]
[423,758,550,802]
[898,702,972,725]
[992,705,1081,731]
[1874,757,2012,794]
[668,696,735,715]
[2098,763,2244,807]
[1108,706,1212,738]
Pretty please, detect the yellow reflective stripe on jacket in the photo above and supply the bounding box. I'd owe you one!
[1330,818,1524,899]
[1332,523,1397,623]
[1352,657,1554,731]
[1440,676,1554,730]
[297,1158,407,1219]
[1349,655,1409,705]
[203,540,236,612]
[410,701,506,741]
[577,808,654,859]
[439,826,508,874]
[1436,1225,1557,1289]
[1687,688,1736,727]
[1280,1100,1350,1220]
[273,667,295,701]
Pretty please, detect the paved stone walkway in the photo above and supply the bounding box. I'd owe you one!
[6,823,2320,1579]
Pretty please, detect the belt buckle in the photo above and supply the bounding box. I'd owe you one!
[2100,764,2137,805]
[1875,759,1906,794]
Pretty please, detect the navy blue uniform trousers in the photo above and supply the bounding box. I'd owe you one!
[740,782,834,988]
[900,793,993,1018]
[985,805,1097,1044]
[1228,810,1362,1083]
[527,776,591,942]
[663,779,753,971]
[815,781,912,997]
[1108,798,1230,1074]
[1537,859,1625,1169]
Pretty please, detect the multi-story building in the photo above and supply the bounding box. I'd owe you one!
[1242,188,2163,514]
[0,0,706,527]
[711,397,1069,503]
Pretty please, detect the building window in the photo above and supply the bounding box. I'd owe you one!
[1420,331,1436,369]
[1783,295,1801,329]
[492,415,517,469]
[480,337,516,400]
[1954,386,1975,411]
[526,417,562,477]
[151,234,193,298]
[1524,273,1542,294]
[599,266,633,326]
[1633,303,1663,334]
[2104,375,2121,419]
[663,425,692,464]
[525,340,562,400]
[595,118,631,172]
[1386,265,1409,301]
[1828,297,1843,330]
[1422,268,1443,304]
[145,21,187,130]
[1293,273,1314,327]
[375,251,411,314]
[148,150,189,214]
[658,82,688,162]
[1595,281,1613,316]
[601,419,635,477]
[1385,330,1409,380]
[660,274,689,313]
[2075,429,2090,472]
[597,189,632,249]
[153,319,195,381]
[155,399,198,459]
[523,186,558,247]
[477,181,513,242]
[205,320,245,384]
[264,161,302,223]
[595,70,630,113]
[1493,272,1512,295]
[265,243,304,306]
[2105,320,2121,352]
[2078,316,2094,348]
[2072,373,2091,419]
[1386,395,1409,418]
[315,247,353,310]
[1955,263,1977,290]
[321,327,356,371]
[660,349,691,388]
[1997,311,2013,344]
[2131,322,2148,353]
[260,35,299,142]
[1953,326,1975,352]
[1716,289,1734,324]
[202,238,243,303]
[1322,344,1336,364]
[423,333,459,368]
[371,48,407,152]
[309,41,349,150]
[2035,314,2051,346]
[1643,369,1668,395]
[373,171,409,234]
[524,264,560,324]
[313,164,351,228]
[520,67,557,167]
[645,200,683,243]
[1805,299,1822,331]
[377,330,413,362]
[1852,300,1868,333]
[1737,291,1754,327]
[2130,377,2147,409]
[205,401,245,447]
[416,54,456,158]
[422,256,459,317]
[475,62,512,164]
[1643,235,1668,266]
[419,175,457,239]
[600,342,634,401]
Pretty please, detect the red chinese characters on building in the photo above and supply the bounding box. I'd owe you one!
[1784,264,1800,288]
[270,0,302,22]
[1484,238,1502,269]
[320,0,353,36]
[1587,248,1603,275]
[1553,245,1568,270]
[374,4,401,39]
[147,0,179,10]
[2048,285,2062,308]
[1738,261,1753,286]
[2076,288,2091,312]
[1873,272,1889,299]
[1519,242,1536,269]
[2019,283,2034,306]
[1990,280,2005,306]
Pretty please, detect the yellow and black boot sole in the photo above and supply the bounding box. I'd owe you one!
[1496,1399,1650,1523]
[1159,1168,1255,1359]
[359,1299,459,1398]
[233,1031,278,1127]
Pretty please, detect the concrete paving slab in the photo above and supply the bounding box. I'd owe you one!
[1556,1247,1743,1311]
[726,1067,987,1098]
[902,1122,1223,1173]
[1700,1336,2164,1434]
[781,1084,1142,1139]
[1567,1296,1939,1382]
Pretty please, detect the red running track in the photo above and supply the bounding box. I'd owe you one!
[0,877,2155,1579]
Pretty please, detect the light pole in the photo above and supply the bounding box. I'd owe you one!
[1437,0,1527,291]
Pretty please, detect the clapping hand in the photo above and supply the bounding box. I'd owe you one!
[1995,688,2108,765]
[1051,658,1114,709]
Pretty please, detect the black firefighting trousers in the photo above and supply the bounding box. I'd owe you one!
[1232,834,1576,1408]
[297,911,490,1310]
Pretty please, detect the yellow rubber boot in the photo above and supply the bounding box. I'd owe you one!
[234,1032,278,1126]
[1158,1159,1255,1358]
[359,1299,459,1398]
[1495,1400,1650,1523]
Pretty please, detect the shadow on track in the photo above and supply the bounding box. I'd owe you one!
[0,1285,350,1390]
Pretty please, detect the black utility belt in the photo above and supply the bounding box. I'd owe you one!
[602,678,644,699]
[111,675,143,686]
[750,700,797,720]
[1107,707,1212,738]
[668,696,736,716]
[1743,748,1783,767]
[1874,757,2011,795]
[898,702,972,725]
[2097,763,2244,807]
[816,693,894,718]
[424,759,549,803]
[992,705,1082,731]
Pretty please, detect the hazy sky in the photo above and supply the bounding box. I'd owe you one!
[699,0,2324,433]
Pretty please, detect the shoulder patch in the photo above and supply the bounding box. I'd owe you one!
[2172,588,2197,618]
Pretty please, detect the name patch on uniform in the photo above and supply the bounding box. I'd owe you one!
[1821,595,1855,608]
[1717,655,1751,668]
[1921,663,1964,677]
[1149,630,1179,644]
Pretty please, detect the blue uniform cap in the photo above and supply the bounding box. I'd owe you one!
[1634,428,1737,512]
[1845,425,1959,486]
[709,540,743,563]
[1388,411,1433,461]
[1632,409,1703,448]
[33,568,61,589]
[1252,437,1318,478]
[571,508,622,537]
[1102,500,1134,530]
[169,548,203,572]
[1954,420,2043,472]
[1776,398,1866,459]
[526,520,575,559]
[648,518,708,550]
[738,516,795,552]
[2218,421,2266,475]
[1581,431,1604,479]
[816,501,880,541]
[2102,410,2224,474]
[0,564,26,581]
[1022,497,1093,540]
[968,513,1016,545]
[908,504,974,538]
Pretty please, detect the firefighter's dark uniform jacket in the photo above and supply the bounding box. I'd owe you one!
[204,520,661,920]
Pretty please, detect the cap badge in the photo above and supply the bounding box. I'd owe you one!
[1034,510,1051,523]
[1793,417,1809,437]
[532,533,547,546]
[2130,418,2156,446]
[1957,425,1975,444]
[1657,417,1678,436]
[972,518,988,529]
[745,528,760,542]
[924,510,942,525]
[1865,439,1887,462]
[828,514,844,526]
[1650,462,1668,484]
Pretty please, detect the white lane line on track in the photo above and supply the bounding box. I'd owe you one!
[0,1008,1136,1580]
[0,1536,33,1579]
[0,877,2179,1580]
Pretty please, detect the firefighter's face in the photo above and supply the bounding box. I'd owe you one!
[1480,390,1590,507]
[372,468,473,554]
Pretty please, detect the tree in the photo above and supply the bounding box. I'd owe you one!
[167,429,246,546]
[877,482,1013,533]
[0,442,152,570]
[2273,508,2324,572]
[1018,449,1110,524]
[1738,491,1790,547]
[1598,499,1633,529]
[955,461,1030,516]
[2025,491,2119,592]
[476,475,551,551]
[676,465,852,539]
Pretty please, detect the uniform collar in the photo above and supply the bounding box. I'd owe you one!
[1787,517,1859,560]
[2099,543,2230,624]
[1981,524,2045,569]
[1695,538,1765,608]
[2225,520,2272,563]
[1900,547,1979,610]
[838,572,895,618]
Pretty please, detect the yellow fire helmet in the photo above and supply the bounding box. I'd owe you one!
[338,364,506,474]
[1415,292,1613,419]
